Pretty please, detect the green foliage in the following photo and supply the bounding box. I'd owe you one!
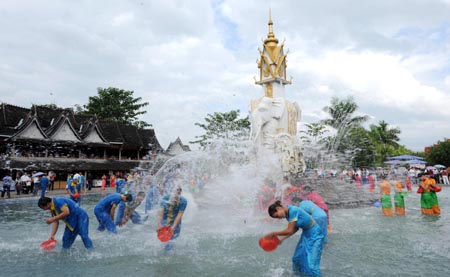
[191,110,250,147]
[302,123,328,143]
[80,87,150,128]
[368,120,402,164]
[347,127,377,167]
[320,96,369,157]
[426,139,450,166]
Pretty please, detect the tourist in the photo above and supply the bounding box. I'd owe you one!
[40,174,49,198]
[110,174,116,188]
[379,175,393,216]
[14,172,21,195]
[157,187,187,247]
[264,200,324,276]
[78,172,86,191]
[115,191,145,226]
[38,196,93,250]
[101,174,107,190]
[300,185,331,231]
[32,174,41,196]
[48,171,56,191]
[20,173,31,194]
[1,172,12,199]
[94,192,132,234]
[405,175,412,192]
[393,180,406,216]
[368,174,376,192]
[441,168,449,185]
[67,174,83,205]
[418,174,441,215]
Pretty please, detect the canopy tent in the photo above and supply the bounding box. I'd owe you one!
[404,159,427,165]
[383,160,407,165]
[387,155,425,160]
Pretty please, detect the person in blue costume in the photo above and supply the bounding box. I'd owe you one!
[115,177,127,193]
[297,199,328,244]
[145,179,160,214]
[94,193,132,234]
[67,174,83,205]
[38,196,93,250]
[264,200,324,276]
[115,191,145,226]
[157,187,187,249]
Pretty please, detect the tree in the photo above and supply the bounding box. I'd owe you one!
[191,110,250,147]
[79,87,150,128]
[302,123,328,143]
[321,96,369,153]
[427,139,450,166]
[368,120,401,163]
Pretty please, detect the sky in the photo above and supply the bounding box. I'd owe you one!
[1,0,449,151]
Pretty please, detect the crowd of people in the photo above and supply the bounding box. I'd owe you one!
[36,169,190,253]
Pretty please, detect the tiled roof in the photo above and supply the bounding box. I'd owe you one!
[0,102,161,150]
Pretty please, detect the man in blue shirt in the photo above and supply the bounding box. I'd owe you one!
[40,174,49,198]
[94,193,132,234]
[1,172,12,199]
[67,174,83,205]
[157,187,187,242]
[38,196,93,250]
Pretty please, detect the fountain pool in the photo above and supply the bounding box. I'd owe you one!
[1,186,449,277]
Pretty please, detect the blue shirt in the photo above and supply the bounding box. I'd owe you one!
[67,180,82,194]
[2,176,12,186]
[286,205,315,230]
[160,194,187,225]
[40,176,49,187]
[51,197,81,232]
[95,193,124,212]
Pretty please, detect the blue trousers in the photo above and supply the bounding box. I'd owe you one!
[94,208,117,234]
[62,211,93,249]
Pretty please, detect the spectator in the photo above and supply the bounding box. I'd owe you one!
[1,172,13,198]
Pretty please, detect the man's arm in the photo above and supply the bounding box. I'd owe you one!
[110,205,116,221]
[170,211,184,232]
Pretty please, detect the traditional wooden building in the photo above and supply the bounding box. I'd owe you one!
[166,137,191,156]
[0,103,164,176]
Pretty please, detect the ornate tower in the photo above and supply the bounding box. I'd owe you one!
[250,12,305,176]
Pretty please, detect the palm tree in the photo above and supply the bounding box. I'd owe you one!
[369,120,401,162]
[321,96,369,152]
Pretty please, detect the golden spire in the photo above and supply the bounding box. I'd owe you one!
[264,8,278,45]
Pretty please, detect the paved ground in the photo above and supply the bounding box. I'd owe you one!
[0,186,116,200]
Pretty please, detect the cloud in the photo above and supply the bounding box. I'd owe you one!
[0,0,449,152]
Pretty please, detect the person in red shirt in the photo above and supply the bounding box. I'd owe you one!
[300,185,331,231]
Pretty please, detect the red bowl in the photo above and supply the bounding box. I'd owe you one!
[157,226,173,242]
[259,236,280,252]
[40,238,57,251]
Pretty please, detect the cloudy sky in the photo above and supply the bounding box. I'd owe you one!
[1,0,449,151]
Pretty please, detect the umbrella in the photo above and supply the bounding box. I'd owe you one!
[32,172,45,177]
[387,155,424,160]
[434,164,446,169]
